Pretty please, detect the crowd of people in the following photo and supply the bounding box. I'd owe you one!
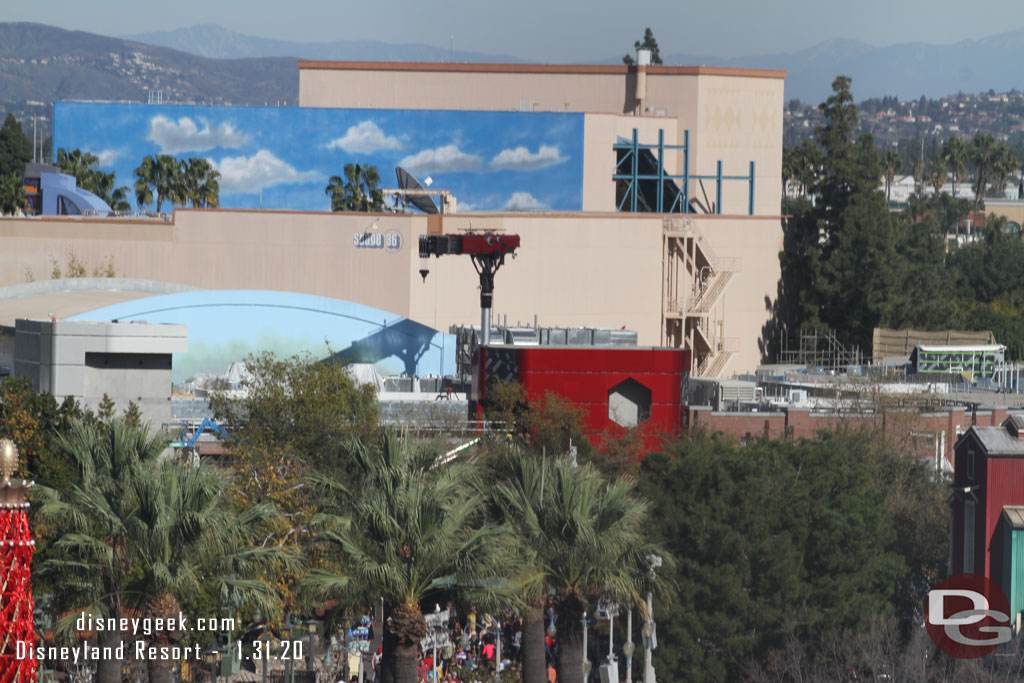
[354,601,566,683]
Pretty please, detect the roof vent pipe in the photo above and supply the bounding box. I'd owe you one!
[635,49,651,115]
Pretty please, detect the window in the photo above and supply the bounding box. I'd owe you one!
[964,500,976,574]
[967,449,975,481]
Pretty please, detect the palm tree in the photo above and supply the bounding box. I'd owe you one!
[130,458,295,683]
[942,136,968,199]
[56,148,130,210]
[182,157,220,207]
[304,431,508,683]
[927,157,948,196]
[489,449,667,683]
[35,418,166,683]
[0,171,25,215]
[56,148,99,182]
[134,154,181,212]
[990,145,1019,199]
[37,418,293,683]
[325,163,384,212]
[882,149,901,203]
[969,134,998,210]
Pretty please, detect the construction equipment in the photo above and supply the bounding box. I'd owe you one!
[418,232,520,346]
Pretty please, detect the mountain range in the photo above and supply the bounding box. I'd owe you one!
[4,21,1024,117]
[126,23,1024,104]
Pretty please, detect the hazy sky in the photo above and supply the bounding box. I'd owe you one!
[6,0,1024,61]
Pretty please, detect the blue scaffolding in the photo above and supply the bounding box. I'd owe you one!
[612,129,756,215]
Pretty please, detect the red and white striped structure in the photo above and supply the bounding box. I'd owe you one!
[0,439,36,683]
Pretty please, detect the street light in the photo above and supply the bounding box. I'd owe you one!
[202,643,222,683]
[623,607,635,683]
[283,616,296,683]
[259,628,271,683]
[305,618,319,673]
[643,554,662,683]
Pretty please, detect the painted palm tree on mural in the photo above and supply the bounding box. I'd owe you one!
[304,431,508,683]
[325,163,385,212]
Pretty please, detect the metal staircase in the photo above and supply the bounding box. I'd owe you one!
[662,217,739,377]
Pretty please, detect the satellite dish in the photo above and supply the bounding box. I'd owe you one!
[395,166,439,215]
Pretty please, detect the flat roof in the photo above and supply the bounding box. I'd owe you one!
[917,344,1006,352]
[297,60,787,80]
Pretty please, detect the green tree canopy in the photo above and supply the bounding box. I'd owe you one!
[326,163,384,212]
[56,148,131,211]
[0,113,31,177]
[623,28,663,65]
[636,431,909,682]
[134,154,181,212]
[304,430,509,683]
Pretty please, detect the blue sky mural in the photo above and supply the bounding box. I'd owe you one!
[53,102,585,212]
[68,290,456,383]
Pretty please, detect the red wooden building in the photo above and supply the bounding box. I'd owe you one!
[950,417,1024,583]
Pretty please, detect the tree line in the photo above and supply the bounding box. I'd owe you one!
[56,149,221,213]
[9,350,961,683]
[773,76,1024,360]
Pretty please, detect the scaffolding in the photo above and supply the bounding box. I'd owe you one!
[778,328,864,371]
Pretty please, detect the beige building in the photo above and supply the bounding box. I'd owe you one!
[0,60,786,376]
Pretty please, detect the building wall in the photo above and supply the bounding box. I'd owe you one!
[409,212,667,347]
[581,114,680,212]
[13,319,186,426]
[298,63,785,217]
[695,406,1009,465]
[298,63,640,114]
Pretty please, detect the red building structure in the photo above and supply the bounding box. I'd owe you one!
[472,345,691,441]
[950,417,1024,584]
[0,440,36,683]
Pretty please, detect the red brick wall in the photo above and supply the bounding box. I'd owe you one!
[692,406,1009,469]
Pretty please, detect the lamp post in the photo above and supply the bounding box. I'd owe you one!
[581,611,587,683]
[260,629,271,683]
[341,615,353,683]
[305,618,319,674]
[203,643,222,683]
[623,608,635,683]
[283,617,296,683]
[643,554,662,683]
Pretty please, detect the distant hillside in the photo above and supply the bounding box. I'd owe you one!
[122,24,526,63]
[658,29,1024,103]
[0,23,296,107]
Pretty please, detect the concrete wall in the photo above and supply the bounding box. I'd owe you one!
[0,207,782,374]
[14,319,187,427]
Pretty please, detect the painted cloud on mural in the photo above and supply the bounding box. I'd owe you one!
[503,192,545,211]
[490,145,566,171]
[213,150,320,193]
[327,121,404,153]
[148,116,248,153]
[54,103,585,211]
[398,144,483,174]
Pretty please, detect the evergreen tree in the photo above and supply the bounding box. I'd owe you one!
[622,28,663,65]
[0,113,31,177]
